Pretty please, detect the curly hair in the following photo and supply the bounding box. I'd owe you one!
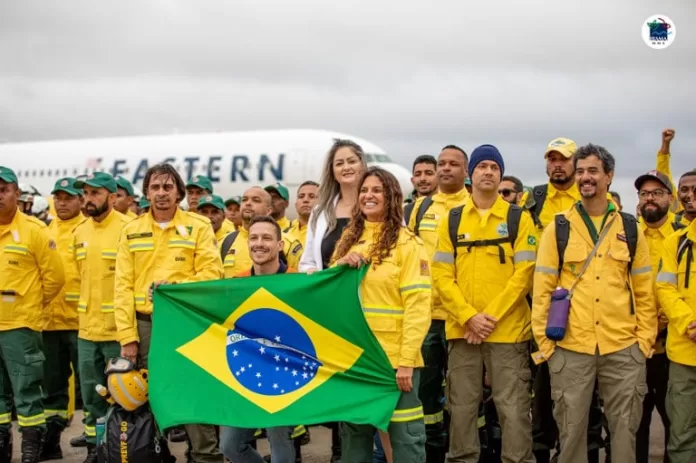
[331,167,404,266]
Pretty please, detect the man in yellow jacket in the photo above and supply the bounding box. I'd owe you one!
[115,163,224,463]
[196,194,236,243]
[408,145,468,463]
[42,177,86,460]
[432,146,536,463]
[532,144,657,463]
[656,217,696,463]
[0,166,65,462]
[72,172,131,462]
[284,181,319,248]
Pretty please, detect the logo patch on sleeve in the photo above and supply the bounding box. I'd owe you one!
[420,259,430,276]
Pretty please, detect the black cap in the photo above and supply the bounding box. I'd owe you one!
[634,170,672,194]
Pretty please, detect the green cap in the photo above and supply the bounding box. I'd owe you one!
[186,175,213,193]
[138,197,150,208]
[51,177,82,196]
[0,166,18,185]
[197,194,226,211]
[74,172,118,193]
[224,196,241,206]
[115,176,135,197]
[265,182,289,201]
[464,178,472,186]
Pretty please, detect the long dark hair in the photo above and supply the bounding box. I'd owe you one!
[142,163,187,203]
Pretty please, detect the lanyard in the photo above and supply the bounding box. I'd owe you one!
[576,202,616,244]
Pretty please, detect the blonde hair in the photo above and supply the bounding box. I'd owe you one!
[310,139,367,233]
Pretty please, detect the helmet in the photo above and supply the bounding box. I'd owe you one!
[104,357,149,411]
[31,197,49,215]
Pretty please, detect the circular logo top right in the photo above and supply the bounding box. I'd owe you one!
[642,15,676,49]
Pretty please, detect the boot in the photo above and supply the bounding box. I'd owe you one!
[0,431,12,463]
[70,432,87,447]
[533,449,551,463]
[82,444,98,463]
[21,427,45,463]
[39,422,63,461]
[168,426,187,443]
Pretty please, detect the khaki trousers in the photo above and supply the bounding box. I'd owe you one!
[548,344,647,463]
[666,361,696,463]
[445,340,533,463]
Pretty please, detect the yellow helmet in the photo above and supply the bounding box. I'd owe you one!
[104,358,149,411]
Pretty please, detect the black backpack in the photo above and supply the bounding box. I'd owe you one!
[446,204,523,263]
[98,404,175,463]
[407,197,435,237]
[526,184,548,229]
[677,233,693,289]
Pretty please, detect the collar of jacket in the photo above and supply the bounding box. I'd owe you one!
[465,194,509,219]
[250,261,288,276]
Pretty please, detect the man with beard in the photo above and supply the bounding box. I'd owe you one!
[265,183,293,231]
[499,176,524,205]
[113,176,138,219]
[404,155,438,223]
[408,146,468,463]
[0,167,64,463]
[634,170,680,463]
[72,172,131,463]
[533,144,656,463]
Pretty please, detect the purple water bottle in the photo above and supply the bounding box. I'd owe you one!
[546,287,570,341]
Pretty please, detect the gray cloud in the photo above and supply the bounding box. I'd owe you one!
[1,0,694,213]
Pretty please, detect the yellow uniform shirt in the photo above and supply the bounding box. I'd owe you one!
[640,212,681,354]
[282,232,303,270]
[74,210,130,342]
[407,189,469,321]
[221,227,252,278]
[45,214,86,331]
[656,221,696,366]
[332,222,431,368]
[115,209,223,345]
[216,219,236,243]
[286,222,309,248]
[277,217,292,232]
[432,196,537,342]
[126,210,138,220]
[0,211,65,332]
[656,150,683,214]
[532,205,657,363]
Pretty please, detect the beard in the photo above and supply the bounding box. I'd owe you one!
[548,170,572,185]
[85,201,109,217]
[640,203,669,223]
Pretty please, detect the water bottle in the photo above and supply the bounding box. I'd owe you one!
[546,287,571,341]
[95,417,106,447]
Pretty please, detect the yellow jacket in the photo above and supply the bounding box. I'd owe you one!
[283,232,304,270]
[215,219,236,243]
[432,196,536,342]
[640,212,681,354]
[532,204,657,363]
[126,210,138,220]
[407,189,469,320]
[74,210,130,342]
[221,227,252,278]
[114,209,223,345]
[332,222,431,368]
[286,221,308,248]
[656,221,696,366]
[656,150,683,214]
[277,217,293,232]
[520,184,616,230]
[0,211,65,332]
[45,214,86,331]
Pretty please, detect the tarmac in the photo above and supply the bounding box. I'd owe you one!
[10,409,667,462]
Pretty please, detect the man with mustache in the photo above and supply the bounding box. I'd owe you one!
[634,170,681,463]
[265,183,293,231]
[0,166,65,463]
[532,144,656,463]
[285,181,318,249]
[72,172,131,463]
[404,155,438,223]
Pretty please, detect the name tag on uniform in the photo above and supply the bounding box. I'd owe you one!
[127,232,153,240]
[1,291,16,303]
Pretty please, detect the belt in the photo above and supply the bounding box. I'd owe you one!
[136,312,152,322]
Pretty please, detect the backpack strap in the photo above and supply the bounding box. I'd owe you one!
[447,204,520,264]
[507,205,522,248]
[677,234,693,289]
[448,205,465,259]
[404,202,416,227]
[413,196,434,237]
[673,215,687,231]
[529,185,548,229]
[554,214,570,274]
[619,212,638,273]
[220,231,239,261]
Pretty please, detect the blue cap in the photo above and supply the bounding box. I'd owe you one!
[468,144,505,177]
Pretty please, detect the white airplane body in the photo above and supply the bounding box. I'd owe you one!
[0,129,413,219]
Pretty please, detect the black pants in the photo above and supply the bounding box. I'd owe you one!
[636,353,669,463]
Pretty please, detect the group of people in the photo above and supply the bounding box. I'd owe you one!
[0,128,694,463]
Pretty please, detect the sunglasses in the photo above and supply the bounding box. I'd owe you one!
[498,189,517,196]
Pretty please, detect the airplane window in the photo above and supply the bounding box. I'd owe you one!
[366,153,392,163]
[364,154,374,162]
[63,169,67,176]
[73,169,78,175]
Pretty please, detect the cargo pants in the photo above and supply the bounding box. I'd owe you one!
[446,340,533,463]
[665,361,696,463]
[418,320,447,463]
[0,328,47,432]
[42,330,78,429]
[138,316,224,463]
[77,338,121,444]
[548,344,647,463]
[341,369,426,463]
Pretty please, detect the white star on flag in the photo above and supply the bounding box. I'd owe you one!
[233,350,238,357]
[259,347,265,354]
[256,373,262,378]
[275,336,281,342]
[274,355,280,362]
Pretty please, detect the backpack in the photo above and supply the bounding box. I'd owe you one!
[677,233,693,289]
[98,403,175,463]
[408,197,434,237]
[220,230,288,265]
[447,204,523,263]
[526,185,548,229]
[673,214,687,231]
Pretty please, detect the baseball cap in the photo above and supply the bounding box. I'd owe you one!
[197,194,226,211]
[74,172,118,193]
[51,177,82,196]
[115,176,135,197]
[138,197,150,208]
[265,183,289,201]
[634,170,673,194]
[186,175,213,193]
[464,178,472,186]
[225,196,241,206]
[544,138,577,159]
[0,166,18,185]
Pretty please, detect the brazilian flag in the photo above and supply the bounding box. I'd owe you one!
[149,265,400,430]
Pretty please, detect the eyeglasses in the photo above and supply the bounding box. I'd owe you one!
[498,189,517,196]
[638,189,668,199]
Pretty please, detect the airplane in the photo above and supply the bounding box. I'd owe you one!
[0,129,414,219]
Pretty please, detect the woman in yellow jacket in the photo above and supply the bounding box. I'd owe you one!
[331,166,431,463]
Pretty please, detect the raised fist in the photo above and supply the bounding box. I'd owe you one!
[662,129,675,143]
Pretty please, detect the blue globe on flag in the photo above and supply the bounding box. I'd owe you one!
[226,308,323,396]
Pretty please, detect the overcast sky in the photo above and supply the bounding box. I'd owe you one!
[1,0,694,212]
